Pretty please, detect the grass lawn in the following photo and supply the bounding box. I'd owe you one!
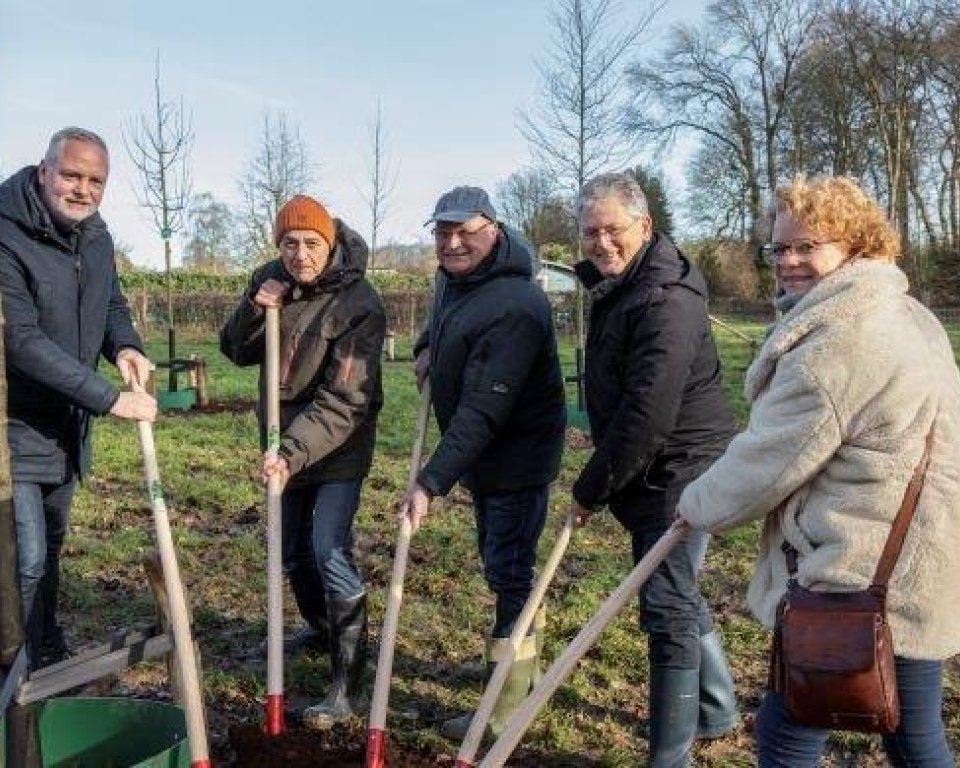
[55,318,959,766]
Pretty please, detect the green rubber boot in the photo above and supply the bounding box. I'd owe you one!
[440,632,537,741]
[530,604,546,688]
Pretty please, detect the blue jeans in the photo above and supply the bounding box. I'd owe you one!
[756,657,955,767]
[610,502,714,669]
[281,480,365,623]
[13,480,75,648]
[473,485,549,637]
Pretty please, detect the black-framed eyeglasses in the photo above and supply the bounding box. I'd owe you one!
[431,221,494,242]
[581,217,643,243]
[759,239,838,265]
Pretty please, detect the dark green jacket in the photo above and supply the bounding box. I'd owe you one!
[220,220,386,486]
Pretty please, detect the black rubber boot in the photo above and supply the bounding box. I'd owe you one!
[648,666,699,768]
[697,631,738,739]
[302,594,368,729]
[288,563,329,653]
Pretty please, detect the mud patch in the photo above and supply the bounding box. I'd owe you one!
[228,722,446,767]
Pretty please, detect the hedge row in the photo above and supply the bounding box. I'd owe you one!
[119,268,432,295]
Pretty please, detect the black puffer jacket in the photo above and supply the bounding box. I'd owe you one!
[572,233,736,519]
[0,166,143,483]
[416,225,566,496]
[220,220,385,487]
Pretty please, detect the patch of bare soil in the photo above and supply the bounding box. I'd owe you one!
[169,399,255,416]
[228,722,443,767]
[565,427,592,449]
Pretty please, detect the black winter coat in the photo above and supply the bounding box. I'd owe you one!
[0,167,143,483]
[220,220,386,487]
[416,226,566,496]
[572,233,736,521]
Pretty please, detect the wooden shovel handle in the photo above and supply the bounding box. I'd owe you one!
[368,382,432,733]
[477,520,689,768]
[456,510,576,766]
[264,306,285,735]
[135,402,210,766]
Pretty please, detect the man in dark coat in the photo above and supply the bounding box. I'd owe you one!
[400,186,566,740]
[571,172,738,767]
[221,194,386,727]
[0,127,156,668]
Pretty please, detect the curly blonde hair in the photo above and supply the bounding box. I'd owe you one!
[773,175,900,263]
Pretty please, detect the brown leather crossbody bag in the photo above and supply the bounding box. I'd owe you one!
[769,433,933,734]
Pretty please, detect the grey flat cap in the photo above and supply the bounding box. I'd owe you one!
[425,185,497,225]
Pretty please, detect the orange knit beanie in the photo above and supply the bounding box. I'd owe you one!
[274,195,336,247]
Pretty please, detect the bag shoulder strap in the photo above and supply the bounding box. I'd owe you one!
[782,428,934,585]
[872,429,934,587]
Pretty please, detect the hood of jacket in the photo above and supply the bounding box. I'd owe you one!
[0,165,108,247]
[574,232,705,304]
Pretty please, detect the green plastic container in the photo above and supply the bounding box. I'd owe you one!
[1,697,189,767]
[156,388,198,412]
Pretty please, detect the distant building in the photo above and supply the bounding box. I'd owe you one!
[537,260,577,294]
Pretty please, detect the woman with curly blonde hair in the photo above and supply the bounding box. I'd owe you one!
[677,174,960,767]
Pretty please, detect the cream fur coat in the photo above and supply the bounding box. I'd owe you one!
[678,260,960,660]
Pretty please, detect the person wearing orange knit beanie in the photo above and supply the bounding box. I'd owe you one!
[221,193,386,728]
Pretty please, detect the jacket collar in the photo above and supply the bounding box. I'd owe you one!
[745,260,908,400]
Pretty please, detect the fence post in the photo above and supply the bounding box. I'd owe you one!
[139,289,150,336]
[385,330,396,361]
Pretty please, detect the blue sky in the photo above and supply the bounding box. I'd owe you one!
[0,0,707,268]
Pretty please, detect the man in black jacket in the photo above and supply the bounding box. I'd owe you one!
[0,127,156,668]
[571,172,738,767]
[400,186,566,740]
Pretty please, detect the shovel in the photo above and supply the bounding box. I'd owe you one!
[365,382,432,768]
[454,509,576,767]
[263,305,285,736]
[477,520,688,768]
[133,381,211,768]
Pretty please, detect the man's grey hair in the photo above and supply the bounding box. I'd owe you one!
[576,172,649,220]
[43,127,109,165]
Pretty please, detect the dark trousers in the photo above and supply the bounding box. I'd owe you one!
[13,479,75,651]
[473,484,549,637]
[756,657,955,767]
[610,500,714,669]
[281,480,365,624]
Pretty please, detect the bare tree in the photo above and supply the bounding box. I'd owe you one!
[825,0,935,254]
[627,0,819,245]
[929,8,960,251]
[184,192,234,272]
[361,100,397,273]
[520,0,661,400]
[497,168,562,246]
[237,111,314,265]
[520,0,662,198]
[124,55,193,389]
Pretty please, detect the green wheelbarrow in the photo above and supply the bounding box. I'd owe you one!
[1,697,189,767]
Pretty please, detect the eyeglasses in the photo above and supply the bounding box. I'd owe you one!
[759,239,838,265]
[582,218,643,243]
[431,221,493,242]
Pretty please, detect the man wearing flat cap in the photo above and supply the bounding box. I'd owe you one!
[398,186,566,740]
[221,194,386,728]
